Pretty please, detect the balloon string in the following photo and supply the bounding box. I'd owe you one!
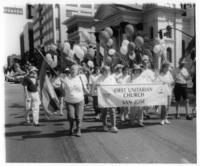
[35,48,58,76]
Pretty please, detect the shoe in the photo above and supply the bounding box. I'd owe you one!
[95,114,100,120]
[160,120,165,125]
[164,119,171,124]
[176,114,181,119]
[34,123,40,127]
[103,125,109,132]
[145,115,151,119]
[110,126,119,133]
[138,122,145,127]
[69,129,75,136]
[76,129,81,137]
[186,115,193,120]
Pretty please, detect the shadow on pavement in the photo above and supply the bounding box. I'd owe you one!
[21,130,68,139]
[5,131,41,137]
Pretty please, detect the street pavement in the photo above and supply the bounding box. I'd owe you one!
[5,82,196,163]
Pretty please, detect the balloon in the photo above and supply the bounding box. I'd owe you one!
[87,60,94,68]
[73,45,84,61]
[50,43,57,53]
[120,45,128,55]
[106,56,112,64]
[68,50,74,59]
[87,48,95,59]
[135,36,144,48]
[108,48,116,55]
[99,31,110,43]
[63,42,70,55]
[125,24,134,35]
[105,27,113,37]
[106,38,113,47]
[128,42,136,51]
[153,45,162,54]
[51,55,58,68]
[100,46,104,56]
[81,31,90,41]
[81,46,88,55]
[129,51,136,60]
[46,53,53,65]
[122,39,129,46]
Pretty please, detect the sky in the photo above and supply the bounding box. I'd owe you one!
[3,5,28,58]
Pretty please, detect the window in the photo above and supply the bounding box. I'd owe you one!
[80,11,92,15]
[56,18,60,29]
[80,4,92,8]
[66,4,78,7]
[167,47,172,62]
[66,10,78,17]
[150,26,154,39]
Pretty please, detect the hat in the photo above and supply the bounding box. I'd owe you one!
[133,64,142,71]
[71,64,80,71]
[29,66,38,73]
[142,55,149,62]
[114,64,124,70]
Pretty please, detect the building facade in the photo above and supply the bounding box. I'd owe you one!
[32,4,97,51]
[93,4,195,68]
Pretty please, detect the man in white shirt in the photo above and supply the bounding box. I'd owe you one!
[173,58,193,120]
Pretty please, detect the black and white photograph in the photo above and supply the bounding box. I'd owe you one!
[2,0,197,163]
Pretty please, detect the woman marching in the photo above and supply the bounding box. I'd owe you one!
[23,66,41,126]
[61,65,89,137]
[157,62,174,125]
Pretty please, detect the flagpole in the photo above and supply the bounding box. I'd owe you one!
[35,48,58,76]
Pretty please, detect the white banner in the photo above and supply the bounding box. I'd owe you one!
[97,83,168,108]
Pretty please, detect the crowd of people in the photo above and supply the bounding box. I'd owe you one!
[22,52,195,137]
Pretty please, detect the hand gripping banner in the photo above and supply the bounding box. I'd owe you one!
[97,83,168,108]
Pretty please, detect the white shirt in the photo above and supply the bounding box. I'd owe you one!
[63,76,84,103]
[173,67,189,84]
[117,74,130,84]
[140,69,155,83]
[158,71,174,96]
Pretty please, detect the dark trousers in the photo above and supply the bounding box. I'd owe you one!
[93,96,100,115]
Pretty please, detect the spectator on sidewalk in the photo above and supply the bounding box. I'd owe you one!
[173,58,193,120]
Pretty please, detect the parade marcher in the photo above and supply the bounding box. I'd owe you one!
[129,64,145,127]
[61,65,89,137]
[23,66,41,126]
[52,71,65,116]
[173,58,193,120]
[157,62,174,125]
[96,66,119,133]
[90,67,101,120]
[117,66,130,122]
[140,55,156,119]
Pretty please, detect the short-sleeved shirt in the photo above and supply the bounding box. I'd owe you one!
[140,69,155,83]
[63,76,84,103]
[23,76,38,93]
[173,67,189,84]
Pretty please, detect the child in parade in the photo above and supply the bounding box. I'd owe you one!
[23,66,41,126]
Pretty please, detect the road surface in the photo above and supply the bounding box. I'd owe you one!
[5,83,196,163]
